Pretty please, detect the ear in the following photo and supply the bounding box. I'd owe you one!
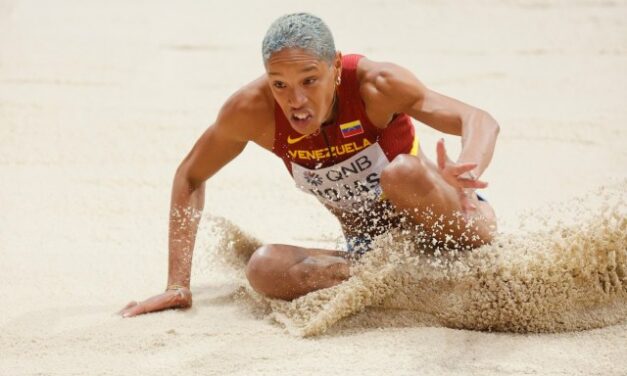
[334,51,342,78]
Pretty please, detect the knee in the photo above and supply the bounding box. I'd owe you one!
[285,258,314,284]
[245,245,284,292]
[381,154,433,194]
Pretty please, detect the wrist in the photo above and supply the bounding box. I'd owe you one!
[166,283,189,291]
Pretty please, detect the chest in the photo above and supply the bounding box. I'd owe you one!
[291,141,391,212]
[283,117,381,169]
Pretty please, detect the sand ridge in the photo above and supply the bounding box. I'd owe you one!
[205,183,627,337]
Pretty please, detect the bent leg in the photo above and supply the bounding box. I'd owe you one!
[245,244,350,300]
[380,153,496,248]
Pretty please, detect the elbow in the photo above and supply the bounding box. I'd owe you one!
[174,164,204,192]
[174,164,189,186]
[463,109,500,137]
[480,110,500,136]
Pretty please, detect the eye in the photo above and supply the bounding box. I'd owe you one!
[273,81,286,89]
[303,77,317,86]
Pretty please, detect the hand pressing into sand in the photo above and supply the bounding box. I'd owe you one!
[118,287,192,318]
[436,138,488,213]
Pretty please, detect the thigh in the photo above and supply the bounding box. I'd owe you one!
[259,244,346,260]
[247,244,347,275]
[246,244,349,300]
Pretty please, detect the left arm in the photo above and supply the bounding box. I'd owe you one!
[361,61,500,178]
[420,92,500,179]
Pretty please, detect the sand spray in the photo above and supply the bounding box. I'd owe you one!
[195,182,626,337]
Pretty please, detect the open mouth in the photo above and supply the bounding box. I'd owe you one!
[291,111,313,125]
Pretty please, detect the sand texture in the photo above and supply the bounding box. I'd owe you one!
[1,0,626,375]
[209,185,626,337]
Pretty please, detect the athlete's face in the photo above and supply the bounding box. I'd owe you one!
[266,48,342,135]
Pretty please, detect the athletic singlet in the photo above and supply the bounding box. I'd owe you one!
[272,54,418,212]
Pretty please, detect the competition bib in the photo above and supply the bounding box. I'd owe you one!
[291,143,390,212]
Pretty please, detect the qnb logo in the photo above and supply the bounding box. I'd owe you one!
[303,171,323,186]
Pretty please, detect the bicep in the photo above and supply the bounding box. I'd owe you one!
[369,63,475,135]
[177,122,247,187]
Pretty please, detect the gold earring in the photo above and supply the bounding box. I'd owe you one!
[336,76,341,86]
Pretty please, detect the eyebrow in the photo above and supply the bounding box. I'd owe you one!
[268,65,319,76]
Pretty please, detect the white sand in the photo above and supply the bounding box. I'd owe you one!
[1,0,626,375]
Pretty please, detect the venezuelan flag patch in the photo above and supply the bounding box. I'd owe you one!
[339,120,364,138]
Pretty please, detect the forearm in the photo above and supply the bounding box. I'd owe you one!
[456,110,500,178]
[167,173,205,288]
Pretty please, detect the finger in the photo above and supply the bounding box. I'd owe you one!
[436,139,446,170]
[457,179,489,189]
[449,163,478,176]
[118,301,138,315]
[126,291,189,317]
[122,302,147,318]
[126,297,167,317]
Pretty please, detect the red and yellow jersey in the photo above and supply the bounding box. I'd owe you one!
[271,54,418,211]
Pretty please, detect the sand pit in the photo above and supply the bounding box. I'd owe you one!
[206,183,626,337]
[1,1,626,375]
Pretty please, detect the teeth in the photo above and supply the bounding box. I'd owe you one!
[294,113,309,120]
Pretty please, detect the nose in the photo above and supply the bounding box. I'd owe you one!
[287,87,307,108]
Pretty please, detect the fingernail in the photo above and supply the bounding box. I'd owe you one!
[122,313,130,318]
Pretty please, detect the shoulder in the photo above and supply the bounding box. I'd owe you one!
[355,57,425,112]
[215,75,275,143]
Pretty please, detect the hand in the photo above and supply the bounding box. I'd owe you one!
[436,138,488,213]
[118,287,192,318]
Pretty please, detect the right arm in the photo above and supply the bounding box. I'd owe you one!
[167,111,249,290]
[119,87,269,317]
